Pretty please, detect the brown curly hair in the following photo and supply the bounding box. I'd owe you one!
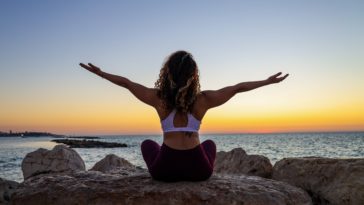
[155,50,200,113]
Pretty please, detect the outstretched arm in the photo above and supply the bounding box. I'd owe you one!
[79,63,159,107]
[200,72,289,109]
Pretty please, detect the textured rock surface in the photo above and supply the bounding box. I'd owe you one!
[272,157,364,205]
[11,171,312,205]
[90,154,147,175]
[214,148,273,178]
[0,178,19,205]
[21,145,85,179]
[90,154,135,172]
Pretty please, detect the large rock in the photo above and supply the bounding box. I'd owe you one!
[214,148,273,178]
[21,145,86,179]
[90,154,135,172]
[11,171,312,205]
[272,157,364,205]
[0,178,19,205]
[90,154,146,175]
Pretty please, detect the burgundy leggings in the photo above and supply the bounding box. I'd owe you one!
[141,139,216,182]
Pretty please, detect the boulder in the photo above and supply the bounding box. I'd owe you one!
[90,154,146,175]
[90,154,135,172]
[21,145,86,179]
[0,178,19,205]
[272,157,364,205]
[214,148,273,178]
[11,171,312,205]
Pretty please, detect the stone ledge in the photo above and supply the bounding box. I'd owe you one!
[11,171,312,205]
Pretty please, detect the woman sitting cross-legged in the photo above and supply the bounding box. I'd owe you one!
[79,50,288,182]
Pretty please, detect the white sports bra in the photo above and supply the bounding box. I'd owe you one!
[161,109,201,133]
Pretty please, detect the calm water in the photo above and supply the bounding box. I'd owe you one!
[1,132,363,182]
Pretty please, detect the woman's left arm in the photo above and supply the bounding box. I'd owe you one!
[235,72,289,92]
[79,63,159,107]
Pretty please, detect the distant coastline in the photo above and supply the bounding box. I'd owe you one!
[0,131,65,138]
[0,131,99,139]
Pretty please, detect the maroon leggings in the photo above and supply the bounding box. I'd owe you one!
[141,139,216,182]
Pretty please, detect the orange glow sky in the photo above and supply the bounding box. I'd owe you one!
[1,1,363,135]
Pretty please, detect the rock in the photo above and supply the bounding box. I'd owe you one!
[90,154,147,175]
[52,139,127,148]
[90,154,135,172]
[11,171,312,205]
[272,157,364,205]
[214,148,273,178]
[0,178,19,204]
[21,145,86,179]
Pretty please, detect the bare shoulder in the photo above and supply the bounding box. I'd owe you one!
[194,90,215,107]
[191,92,209,120]
[152,91,171,120]
[194,92,207,106]
[148,88,159,96]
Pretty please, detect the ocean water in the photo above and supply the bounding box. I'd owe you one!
[0,132,363,182]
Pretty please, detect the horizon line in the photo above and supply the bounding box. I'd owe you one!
[2,130,364,136]
[99,130,364,136]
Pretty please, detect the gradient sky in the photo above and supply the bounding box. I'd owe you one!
[1,1,363,135]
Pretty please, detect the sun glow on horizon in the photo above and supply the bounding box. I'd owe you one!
[1,97,363,135]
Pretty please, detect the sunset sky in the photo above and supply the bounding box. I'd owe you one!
[1,1,363,135]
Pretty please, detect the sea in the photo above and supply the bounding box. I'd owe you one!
[1,132,363,182]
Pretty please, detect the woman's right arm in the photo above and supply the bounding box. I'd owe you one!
[79,63,159,107]
[200,72,288,110]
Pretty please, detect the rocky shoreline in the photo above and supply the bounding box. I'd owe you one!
[51,139,127,148]
[1,145,363,205]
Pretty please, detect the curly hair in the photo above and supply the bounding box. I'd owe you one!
[155,51,200,113]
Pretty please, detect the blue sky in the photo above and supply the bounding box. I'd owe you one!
[1,1,363,134]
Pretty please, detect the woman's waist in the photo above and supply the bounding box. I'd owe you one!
[163,132,200,150]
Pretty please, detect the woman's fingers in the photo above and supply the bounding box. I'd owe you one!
[79,63,99,73]
[79,63,92,70]
[272,72,282,78]
[268,72,288,83]
[79,63,90,69]
[88,63,100,69]
[87,63,101,73]
[277,73,289,82]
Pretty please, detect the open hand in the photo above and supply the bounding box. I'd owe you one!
[267,72,289,84]
[79,63,102,75]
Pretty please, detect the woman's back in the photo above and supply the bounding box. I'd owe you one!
[157,93,208,150]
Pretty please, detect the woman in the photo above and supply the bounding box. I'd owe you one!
[79,50,288,182]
